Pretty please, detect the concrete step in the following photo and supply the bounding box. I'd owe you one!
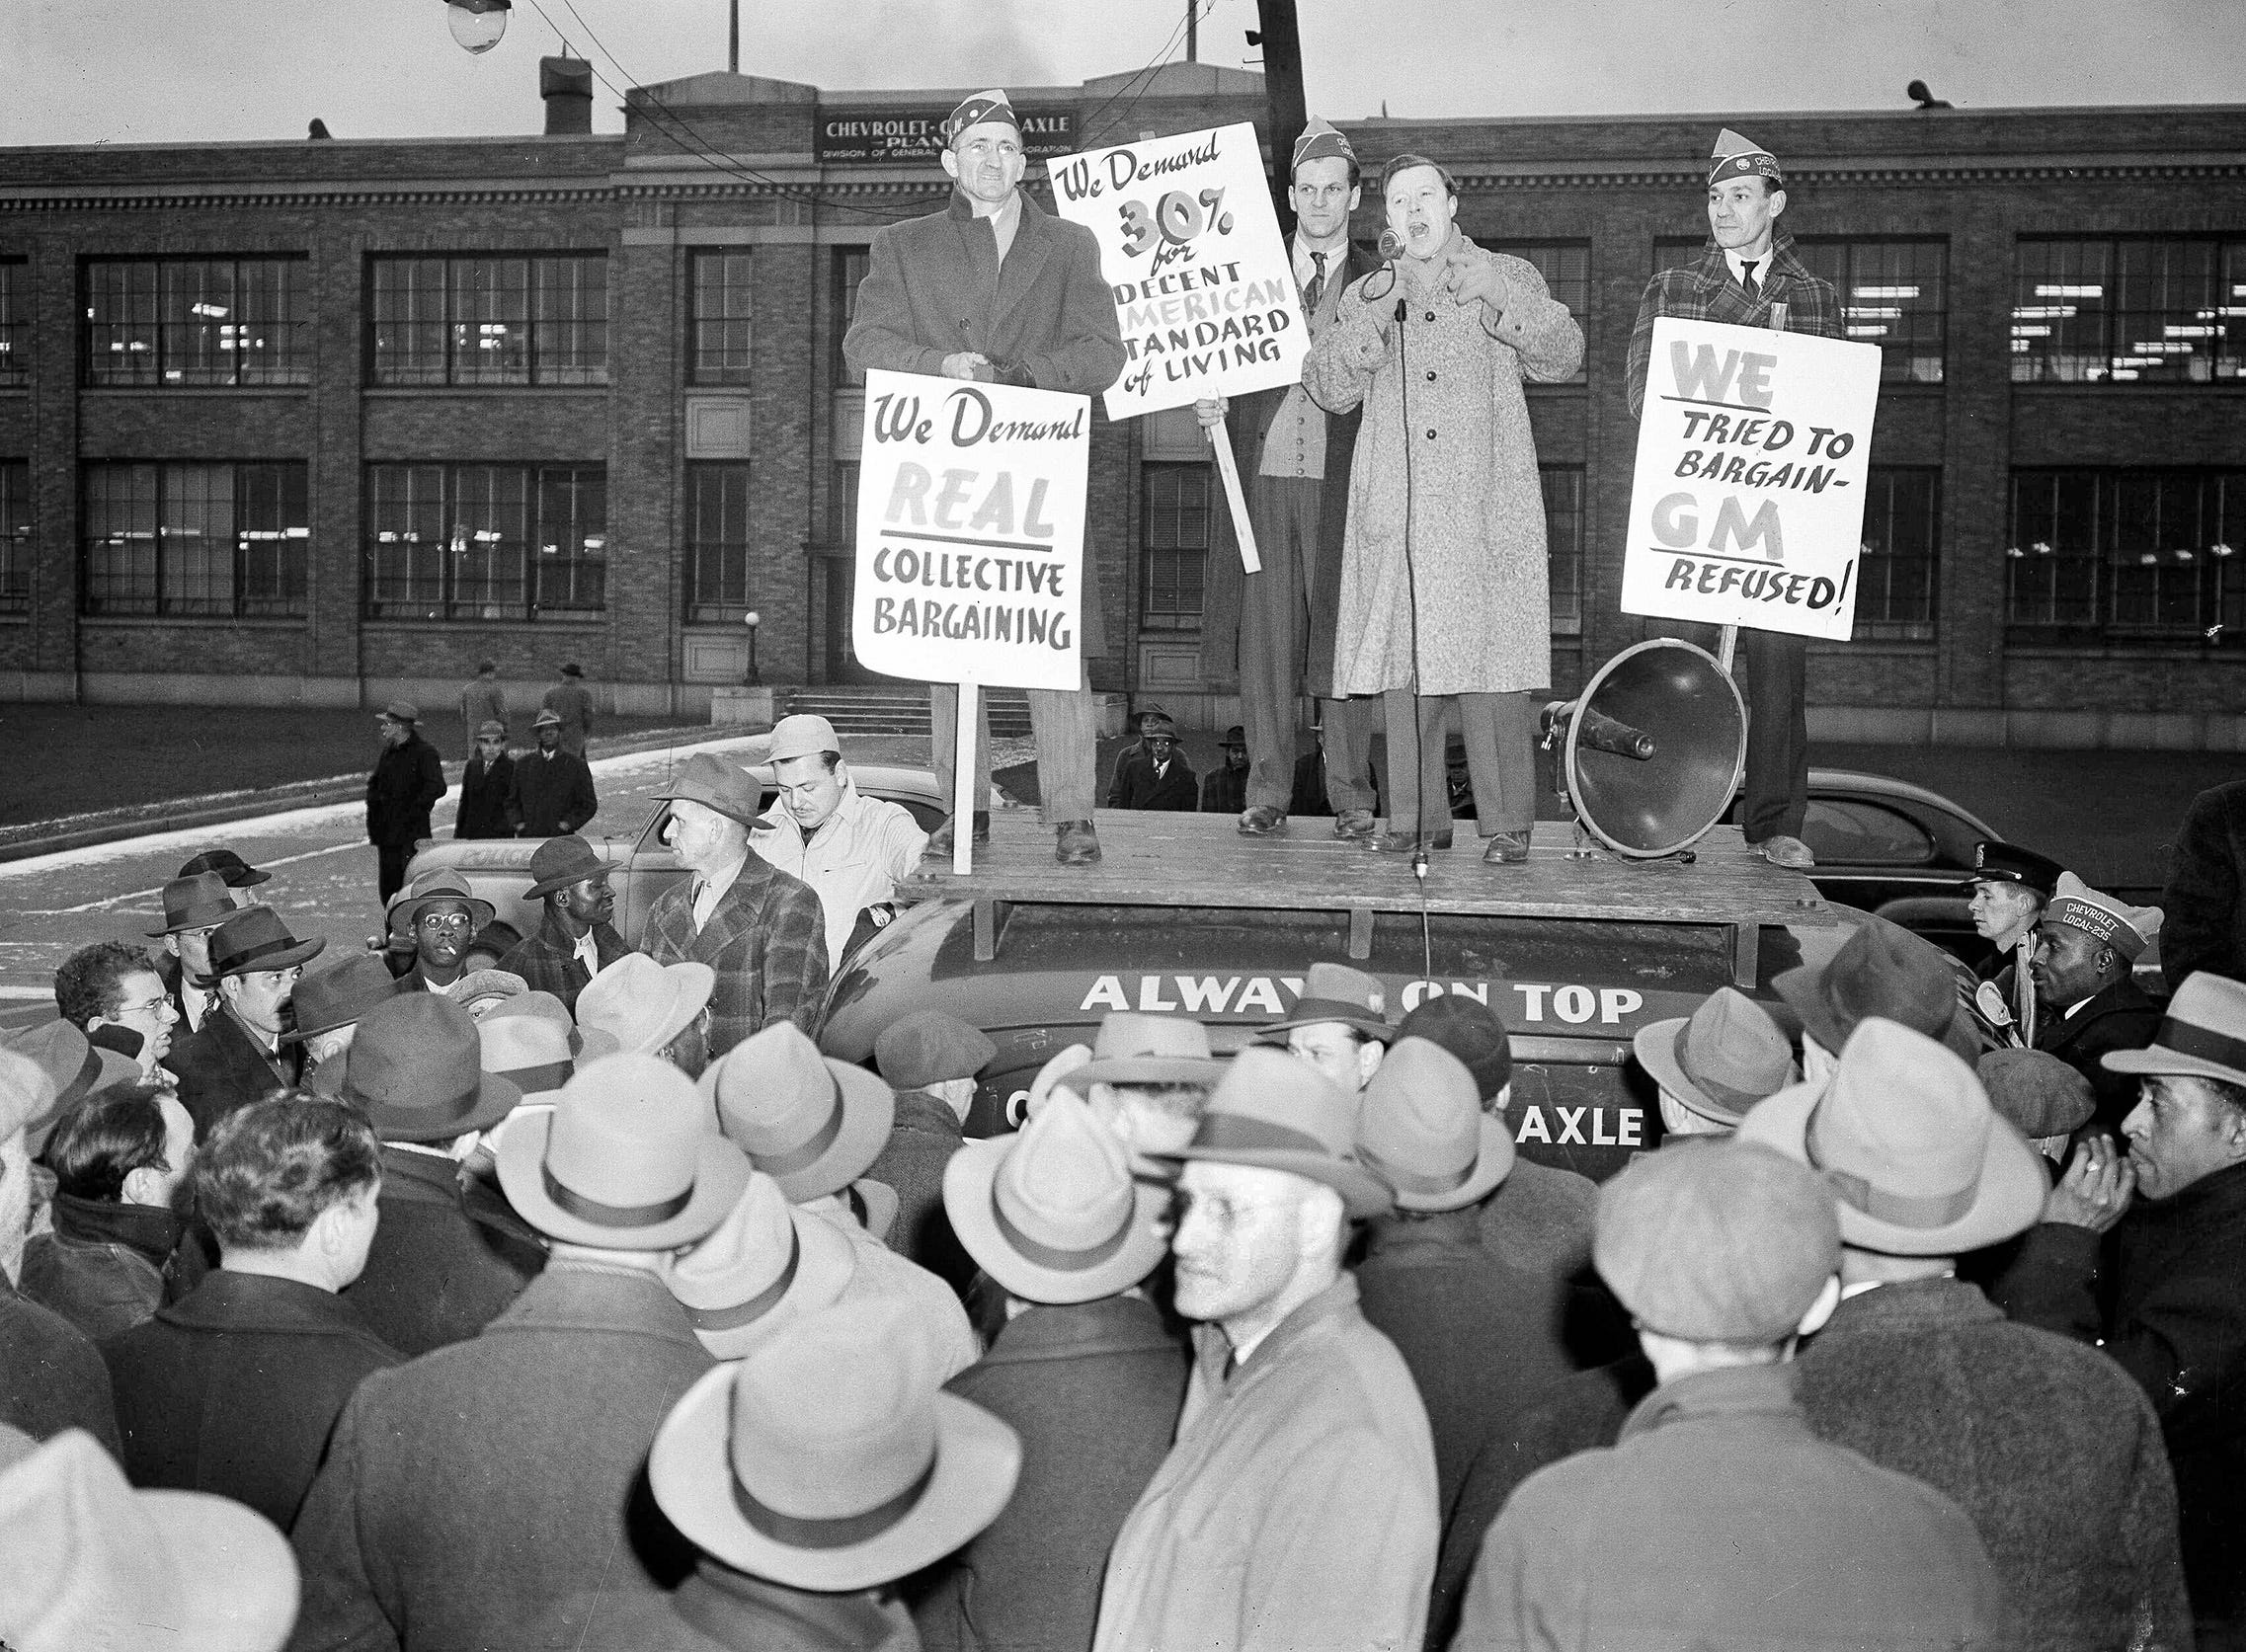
[784,685,1033,740]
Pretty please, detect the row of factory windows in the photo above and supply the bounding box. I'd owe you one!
[1,458,2238,645]
[0,236,2239,392]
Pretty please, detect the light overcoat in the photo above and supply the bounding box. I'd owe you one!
[1301,233,1581,697]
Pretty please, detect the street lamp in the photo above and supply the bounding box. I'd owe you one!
[444,0,512,54]
[743,610,762,685]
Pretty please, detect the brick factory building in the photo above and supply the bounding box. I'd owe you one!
[0,60,2240,747]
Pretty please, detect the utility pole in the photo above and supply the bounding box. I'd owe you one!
[1186,0,1198,63]
[728,0,739,73]
[1254,0,1306,235]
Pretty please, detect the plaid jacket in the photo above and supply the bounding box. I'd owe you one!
[497,907,632,1017]
[641,855,828,1056]
[1626,234,1844,419]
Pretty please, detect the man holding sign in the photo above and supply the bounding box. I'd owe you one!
[845,89,1125,867]
[1626,129,1843,872]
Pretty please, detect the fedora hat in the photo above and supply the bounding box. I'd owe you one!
[1023,1044,1093,1117]
[1396,992,1513,1104]
[662,1172,856,1359]
[177,847,270,890]
[944,1092,1168,1303]
[475,719,508,741]
[705,1023,895,1202]
[531,708,563,731]
[1634,987,1799,1127]
[1595,1139,1837,1344]
[498,1053,749,1250]
[379,699,420,723]
[386,871,496,934]
[655,751,764,828]
[1739,1017,2048,1257]
[281,953,403,1043]
[1978,1048,2095,1141]
[1356,1037,1514,1212]
[768,714,842,765]
[2107,971,2246,1089]
[477,1009,580,1101]
[0,1048,56,1151]
[577,953,715,1058]
[0,1430,299,1652]
[479,988,618,1062]
[147,871,237,938]
[343,994,521,1143]
[522,834,617,901]
[1261,962,1397,1044]
[875,1010,996,1091]
[1220,724,1246,748]
[1074,1012,1224,1087]
[1773,920,1978,1062]
[648,1301,1020,1593]
[1163,1046,1395,1219]
[207,905,326,979]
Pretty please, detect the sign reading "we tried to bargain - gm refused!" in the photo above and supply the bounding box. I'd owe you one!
[1621,317,1883,641]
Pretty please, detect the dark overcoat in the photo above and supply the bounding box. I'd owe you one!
[162,1004,296,1141]
[1796,1276,2189,1652]
[287,1262,713,1650]
[1453,1364,2010,1652]
[1476,1156,1598,1284]
[641,858,829,1055]
[0,1270,122,1455]
[366,731,445,850]
[1354,1209,1593,1523]
[1997,1158,2246,1621]
[498,906,634,1015]
[1198,241,1382,693]
[508,747,599,837]
[1106,752,1198,813]
[20,1191,204,1340]
[2162,777,2246,992]
[342,1146,529,1358]
[99,1270,402,1530]
[915,1296,1187,1652]
[540,680,597,756]
[535,1565,921,1652]
[454,750,515,840]
[860,1087,971,1296]
[2036,976,2161,1134]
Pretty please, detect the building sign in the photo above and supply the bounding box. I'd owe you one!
[852,368,1090,693]
[816,106,1079,165]
[1046,120,1307,421]
[1620,316,1883,641]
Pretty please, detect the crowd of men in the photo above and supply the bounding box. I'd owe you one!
[11,85,2246,1652]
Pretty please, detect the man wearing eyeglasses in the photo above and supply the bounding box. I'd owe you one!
[386,873,496,997]
[54,941,181,1088]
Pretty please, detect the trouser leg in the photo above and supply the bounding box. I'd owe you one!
[928,683,995,825]
[376,843,410,904]
[1458,690,1536,835]
[1322,694,1378,814]
[1239,480,1313,813]
[1738,627,1808,842]
[1383,690,1452,836]
[1029,660,1096,825]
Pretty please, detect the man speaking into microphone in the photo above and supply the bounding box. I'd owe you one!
[1302,154,1581,864]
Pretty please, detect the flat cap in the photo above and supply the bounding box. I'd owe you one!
[875,1009,998,1091]
[380,700,420,723]
[1594,1139,1838,1345]
[1977,1048,2096,1140]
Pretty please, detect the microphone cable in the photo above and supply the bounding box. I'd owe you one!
[1391,277,1435,987]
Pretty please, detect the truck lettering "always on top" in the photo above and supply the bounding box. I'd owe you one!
[1077,975,1647,1026]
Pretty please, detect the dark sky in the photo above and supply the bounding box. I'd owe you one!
[4,0,2239,148]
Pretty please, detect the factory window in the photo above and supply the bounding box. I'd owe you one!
[81,461,308,617]
[2008,469,2246,641]
[2012,238,2246,384]
[367,254,607,386]
[0,460,30,613]
[690,251,755,385]
[363,462,605,621]
[83,258,310,387]
[1856,468,1941,639]
[1489,243,1590,383]
[1542,466,1584,637]
[685,462,754,622]
[0,262,25,386]
[1795,240,1948,383]
[834,246,871,389]
[1141,462,1209,631]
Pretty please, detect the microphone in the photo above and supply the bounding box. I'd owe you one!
[1378,227,1404,263]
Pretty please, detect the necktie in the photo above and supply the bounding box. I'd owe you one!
[1303,250,1328,315]
[1740,260,1762,303]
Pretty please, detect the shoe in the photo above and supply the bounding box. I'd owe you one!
[1483,830,1532,864]
[1055,820,1101,867]
[1367,829,1453,854]
[1758,833,1815,870]
[923,812,991,856]
[1238,806,1287,837]
[1332,808,1377,842]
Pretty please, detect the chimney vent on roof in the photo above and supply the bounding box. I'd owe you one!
[541,55,595,135]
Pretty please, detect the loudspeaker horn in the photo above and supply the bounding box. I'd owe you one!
[1542,638,1747,859]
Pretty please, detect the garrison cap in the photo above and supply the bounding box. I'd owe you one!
[1292,117,1355,173]
[2045,871,2162,962]
[946,89,1019,144]
[1709,126,1782,186]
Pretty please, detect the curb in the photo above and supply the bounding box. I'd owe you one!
[0,722,765,866]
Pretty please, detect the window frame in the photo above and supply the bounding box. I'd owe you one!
[833,246,871,390]
[1854,466,1942,641]
[365,252,609,388]
[362,461,607,622]
[1541,464,1584,638]
[2006,467,2246,644]
[1139,460,1212,633]
[0,260,25,387]
[1485,242,1590,385]
[2011,235,2246,385]
[78,459,310,619]
[0,459,31,613]
[82,256,311,389]
[684,461,755,623]
[689,251,755,386]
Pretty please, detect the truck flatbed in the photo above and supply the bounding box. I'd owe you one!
[899,812,1834,987]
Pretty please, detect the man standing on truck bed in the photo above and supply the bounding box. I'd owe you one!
[842,89,1126,869]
